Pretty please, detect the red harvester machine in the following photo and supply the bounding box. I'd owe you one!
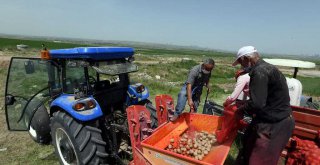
[126,95,320,165]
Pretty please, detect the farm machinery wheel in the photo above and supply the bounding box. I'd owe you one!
[51,111,108,165]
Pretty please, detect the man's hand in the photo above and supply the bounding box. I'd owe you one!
[188,100,195,113]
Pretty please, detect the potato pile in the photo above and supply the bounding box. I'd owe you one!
[166,131,217,160]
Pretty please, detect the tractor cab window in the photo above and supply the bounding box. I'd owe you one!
[89,60,135,91]
[47,61,62,94]
[91,60,138,75]
[65,61,86,94]
[63,60,135,96]
[89,60,132,108]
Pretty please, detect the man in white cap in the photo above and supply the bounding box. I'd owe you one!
[233,46,295,165]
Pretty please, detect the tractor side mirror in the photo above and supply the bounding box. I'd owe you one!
[5,95,16,105]
[24,60,35,74]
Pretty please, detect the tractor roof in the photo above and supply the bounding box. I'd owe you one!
[49,47,134,60]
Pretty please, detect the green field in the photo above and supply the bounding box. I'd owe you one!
[0,37,89,50]
[0,37,319,164]
[296,76,320,96]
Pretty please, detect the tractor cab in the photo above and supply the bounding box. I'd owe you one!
[49,47,136,94]
[47,47,141,115]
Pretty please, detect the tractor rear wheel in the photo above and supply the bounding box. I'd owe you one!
[51,111,108,165]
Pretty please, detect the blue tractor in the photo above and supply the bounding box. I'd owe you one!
[5,47,157,164]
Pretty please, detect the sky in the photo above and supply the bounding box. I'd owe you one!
[0,0,319,55]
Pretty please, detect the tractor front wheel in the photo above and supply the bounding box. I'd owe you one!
[51,111,108,165]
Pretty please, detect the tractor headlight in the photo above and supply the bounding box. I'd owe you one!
[73,99,96,111]
[136,85,145,93]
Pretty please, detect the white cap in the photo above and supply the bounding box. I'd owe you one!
[232,46,257,66]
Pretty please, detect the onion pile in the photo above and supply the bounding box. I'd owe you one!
[166,131,217,160]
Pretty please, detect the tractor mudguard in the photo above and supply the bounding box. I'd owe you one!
[50,94,103,121]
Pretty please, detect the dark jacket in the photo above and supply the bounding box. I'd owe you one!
[240,59,292,123]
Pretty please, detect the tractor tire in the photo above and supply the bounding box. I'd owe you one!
[28,105,51,144]
[51,111,108,165]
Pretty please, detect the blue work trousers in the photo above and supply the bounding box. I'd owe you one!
[175,84,202,115]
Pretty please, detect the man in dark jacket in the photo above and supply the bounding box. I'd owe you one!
[233,46,295,165]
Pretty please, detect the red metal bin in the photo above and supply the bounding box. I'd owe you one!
[141,113,237,165]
